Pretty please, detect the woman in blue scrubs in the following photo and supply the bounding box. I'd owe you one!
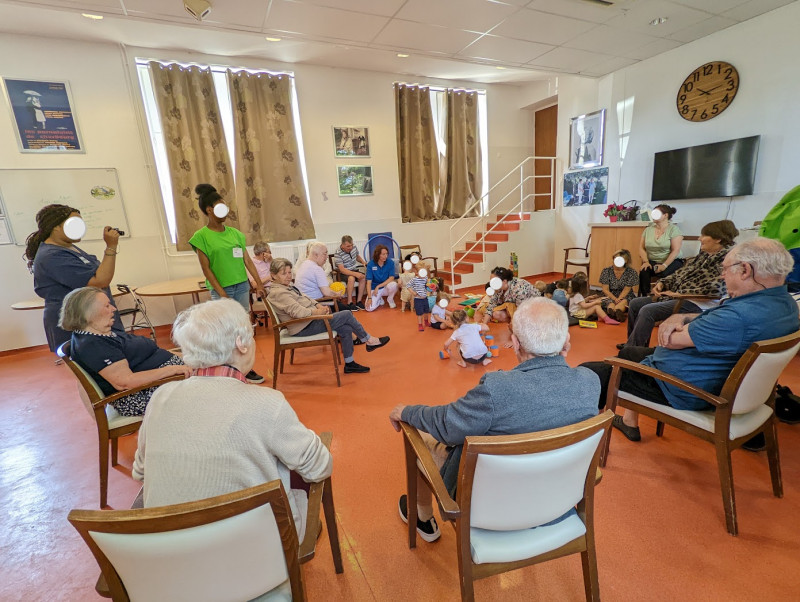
[24,204,123,352]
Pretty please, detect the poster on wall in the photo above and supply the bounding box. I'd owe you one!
[333,126,370,157]
[563,167,608,207]
[569,108,605,170]
[337,166,373,196]
[2,78,84,153]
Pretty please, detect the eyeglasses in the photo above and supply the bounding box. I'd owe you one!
[721,261,742,273]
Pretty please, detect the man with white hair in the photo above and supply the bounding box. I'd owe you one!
[388,297,599,542]
[582,237,799,447]
[133,298,332,539]
[295,241,345,304]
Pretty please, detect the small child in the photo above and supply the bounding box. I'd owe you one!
[552,279,569,309]
[406,261,431,331]
[534,280,547,295]
[426,275,440,311]
[444,310,492,367]
[430,291,454,329]
[399,260,416,312]
[568,277,620,325]
[475,281,493,315]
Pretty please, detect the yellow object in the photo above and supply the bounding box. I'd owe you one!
[578,320,598,329]
[330,281,346,295]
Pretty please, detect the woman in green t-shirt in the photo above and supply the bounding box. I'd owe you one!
[189,183,266,383]
[638,204,684,295]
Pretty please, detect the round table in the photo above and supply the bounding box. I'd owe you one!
[135,277,209,305]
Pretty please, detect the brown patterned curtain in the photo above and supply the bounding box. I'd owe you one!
[441,89,482,219]
[395,83,439,222]
[227,71,315,243]
[148,62,236,251]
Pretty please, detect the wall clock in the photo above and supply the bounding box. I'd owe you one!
[676,61,739,122]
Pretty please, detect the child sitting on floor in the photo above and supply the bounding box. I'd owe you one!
[534,280,547,295]
[444,309,492,367]
[475,281,492,315]
[406,261,431,331]
[552,279,569,309]
[430,291,454,329]
[568,276,620,325]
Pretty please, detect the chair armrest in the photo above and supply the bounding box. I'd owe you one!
[99,374,186,408]
[399,422,460,521]
[299,431,333,561]
[563,247,586,251]
[271,314,335,331]
[604,357,727,408]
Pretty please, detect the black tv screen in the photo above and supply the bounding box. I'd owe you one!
[651,135,760,201]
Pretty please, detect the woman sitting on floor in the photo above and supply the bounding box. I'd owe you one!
[60,286,189,416]
[480,266,541,325]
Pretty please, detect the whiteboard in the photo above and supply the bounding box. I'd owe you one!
[0,168,130,246]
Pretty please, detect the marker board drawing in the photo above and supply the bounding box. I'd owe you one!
[0,168,130,246]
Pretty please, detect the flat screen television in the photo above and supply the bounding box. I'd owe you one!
[651,135,760,201]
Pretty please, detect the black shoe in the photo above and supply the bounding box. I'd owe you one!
[776,386,800,424]
[343,361,370,374]
[612,415,641,442]
[366,336,390,352]
[353,337,365,346]
[616,343,626,350]
[356,301,366,310]
[348,303,360,312]
[245,370,265,384]
[742,432,766,452]
[398,494,440,543]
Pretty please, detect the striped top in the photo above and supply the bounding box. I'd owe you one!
[333,246,361,270]
[406,276,428,298]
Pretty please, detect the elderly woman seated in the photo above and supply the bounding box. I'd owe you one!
[60,286,189,416]
[268,257,390,374]
[132,298,332,539]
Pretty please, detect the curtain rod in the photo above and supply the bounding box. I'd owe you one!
[134,57,293,77]
[393,82,486,94]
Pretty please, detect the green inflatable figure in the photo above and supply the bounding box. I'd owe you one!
[759,184,800,289]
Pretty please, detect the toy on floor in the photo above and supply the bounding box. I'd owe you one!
[439,350,450,360]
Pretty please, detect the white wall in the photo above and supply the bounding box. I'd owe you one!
[0,33,533,351]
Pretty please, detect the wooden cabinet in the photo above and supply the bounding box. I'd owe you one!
[588,223,647,288]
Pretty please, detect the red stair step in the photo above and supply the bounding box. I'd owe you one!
[440,272,462,286]
[486,222,520,232]
[455,251,483,262]
[443,260,474,274]
[478,232,509,242]
[465,241,498,253]
[496,213,531,222]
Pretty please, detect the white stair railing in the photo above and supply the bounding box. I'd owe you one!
[447,156,558,293]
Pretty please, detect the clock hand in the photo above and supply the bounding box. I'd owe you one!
[704,85,721,94]
[696,87,711,96]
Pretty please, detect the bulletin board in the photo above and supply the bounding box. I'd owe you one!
[0,168,130,246]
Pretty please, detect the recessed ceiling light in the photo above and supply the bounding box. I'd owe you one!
[81,13,103,20]
[397,53,409,58]
[649,16,668,26]
[265,37,281,42]
[496,66,506,70]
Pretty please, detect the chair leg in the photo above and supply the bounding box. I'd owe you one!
[272,342,280,388]
[456,527,475,602]
[110,437,119,467]
[764,419,783,498]
[99,435,110,508]
[280,350,286,373]
[714,440,738,536]
[581,540,600,601]
[402,436,418,549]
[563,260,568,279]
[329,341,341,387]
[322,479,344,574]
[290,349,295,365]
[656,421,665,437]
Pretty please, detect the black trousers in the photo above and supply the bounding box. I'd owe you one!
[638,258,684,296]
[580,346,670,411]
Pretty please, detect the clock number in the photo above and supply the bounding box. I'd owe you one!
[717,63,722,74]
[721,94,730,104]
[727,79,736,91]
[703,64,713,76]
[681,105,689,115]
[691,109,697,119]
[683,81,694,93]
[679,94,687,103]
[711,104,719,115]
[692,71,700,82]
[700,109,708,119]
[724,67,733,79]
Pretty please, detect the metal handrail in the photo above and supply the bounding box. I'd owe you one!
[447,156,557,293]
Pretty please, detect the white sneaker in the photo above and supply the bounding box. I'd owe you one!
[379,296,385,306]
[388,297,397,309]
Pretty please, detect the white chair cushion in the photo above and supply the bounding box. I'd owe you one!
[279,329,338,344]
[470,513,586,565]
[618,392,773,440]
[105,405,143,430]
[567,258,590,265]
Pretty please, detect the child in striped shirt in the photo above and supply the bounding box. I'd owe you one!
[406,261,431,331]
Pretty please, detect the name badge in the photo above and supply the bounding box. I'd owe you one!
[79,256,90,264]
[233,248,243,258]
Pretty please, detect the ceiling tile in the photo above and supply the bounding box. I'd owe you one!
[668,15,738,43]
[669,0,751,13]
[722,0,796,21]
[526,0,625,23]
[458,33,553,64]
[622,36,683,61]
[396,0,519,34]
[564,25,659,56]
[373,19,481,54]
[289,0,407,18]
[491,7,597,45]
[528,46,615,72]
[580,55,639,77]
[265,0,388,42]
[605,0,711,37]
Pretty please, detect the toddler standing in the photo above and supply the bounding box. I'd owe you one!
[444,310,492,367]
[406,261,431,331]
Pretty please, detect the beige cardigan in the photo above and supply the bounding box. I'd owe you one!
[267,282,320,335]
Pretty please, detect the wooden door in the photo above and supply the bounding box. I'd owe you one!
[534,105,557,211]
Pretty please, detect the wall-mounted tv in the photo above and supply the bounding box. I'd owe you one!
[651,135,760,201]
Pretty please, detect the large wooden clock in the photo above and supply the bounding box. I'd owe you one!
[676,61,739,122]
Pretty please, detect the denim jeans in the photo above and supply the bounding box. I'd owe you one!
[210,280,251,313]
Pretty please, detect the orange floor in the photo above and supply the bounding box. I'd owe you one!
[2,275,800,601]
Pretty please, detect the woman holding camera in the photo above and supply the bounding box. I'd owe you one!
[24,203,124,352]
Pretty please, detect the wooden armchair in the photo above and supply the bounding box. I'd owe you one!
[69,432,343,602]
[563,234,591,280]
[264,299,342,388]
[57,341,184,508]
[399,244,438,274]
[400,412,613,601]
[601,330,800,535]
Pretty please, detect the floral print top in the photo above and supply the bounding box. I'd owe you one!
[486,277,541,313]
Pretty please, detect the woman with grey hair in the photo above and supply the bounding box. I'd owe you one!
[132,298,332,539]
[268,257,390,374]
[60,287,189,416]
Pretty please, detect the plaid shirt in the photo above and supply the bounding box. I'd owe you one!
[192,365,248,384]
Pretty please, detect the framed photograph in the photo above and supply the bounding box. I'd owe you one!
[563,167,609,207]
[333,126,370,157]
[337,166,373,196]
[2,78,84,153]
[568,109,605,170]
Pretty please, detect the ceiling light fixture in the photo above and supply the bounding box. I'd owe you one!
[397,53,409,58]
[265,37,281,42]
[649,16,668,26]
[496,66,507,70]
[81,13,103,20]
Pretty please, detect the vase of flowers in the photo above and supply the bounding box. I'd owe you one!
[604,203,624,222]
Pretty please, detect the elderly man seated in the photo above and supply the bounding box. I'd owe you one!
[295,241,345,306]
[133,298,332,539]
[582,238,799,448]
[389,297,599,542]
[333,235,367,311]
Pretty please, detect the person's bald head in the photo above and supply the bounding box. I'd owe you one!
[511,297,569,358]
